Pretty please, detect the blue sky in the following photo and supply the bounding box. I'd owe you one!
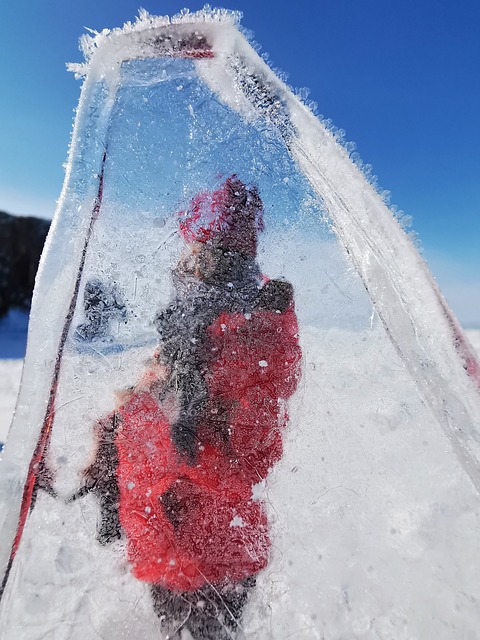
[0,0,479,326]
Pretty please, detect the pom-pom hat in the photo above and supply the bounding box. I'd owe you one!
[179,175,264,257]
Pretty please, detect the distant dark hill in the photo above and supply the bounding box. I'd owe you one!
[0,211,51,317]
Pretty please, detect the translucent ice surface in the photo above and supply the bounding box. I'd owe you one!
[1,9,479,640]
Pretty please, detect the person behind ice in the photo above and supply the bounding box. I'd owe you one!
[78,176,301,639]
[154,176,268,462]
[75,277,127,342]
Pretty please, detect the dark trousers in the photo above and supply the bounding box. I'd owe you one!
[150,577,255,639]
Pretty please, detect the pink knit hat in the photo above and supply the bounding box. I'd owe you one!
[179,176,264,256]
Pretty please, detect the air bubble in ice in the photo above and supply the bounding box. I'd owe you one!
[229,516,245,528]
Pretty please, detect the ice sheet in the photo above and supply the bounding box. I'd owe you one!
[1,10,480,639]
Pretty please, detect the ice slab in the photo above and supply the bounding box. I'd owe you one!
[1,10,480,639]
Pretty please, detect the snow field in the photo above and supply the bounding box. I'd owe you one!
[0,329,479,638]
[2,331,478,446]
[246,326,480,639]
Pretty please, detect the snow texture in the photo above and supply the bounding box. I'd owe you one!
[1,8,480,639]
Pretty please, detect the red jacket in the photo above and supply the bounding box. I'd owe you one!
[115,306,301,591]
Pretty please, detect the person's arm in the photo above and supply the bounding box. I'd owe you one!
[67,412,122,544]
[114,354,169,407]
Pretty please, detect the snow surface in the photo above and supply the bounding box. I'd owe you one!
[1,332,479,458]
[0,329,479,638]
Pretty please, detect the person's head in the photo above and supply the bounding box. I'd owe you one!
[179,175,264,259]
